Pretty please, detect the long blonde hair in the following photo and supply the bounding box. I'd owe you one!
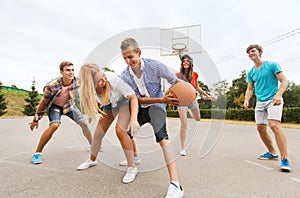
[79,63,110,118]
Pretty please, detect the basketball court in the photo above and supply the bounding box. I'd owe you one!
[0,117,299,197]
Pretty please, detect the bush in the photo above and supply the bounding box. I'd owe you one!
[167,107,300,123]
[282,107,300,123]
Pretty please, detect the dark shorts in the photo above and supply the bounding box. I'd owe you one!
[128,105,168,142]
[48,104,84,124]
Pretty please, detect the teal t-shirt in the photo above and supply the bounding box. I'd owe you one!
[247,61,282,102]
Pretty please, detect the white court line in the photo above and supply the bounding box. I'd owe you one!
[245,160,274,171]
[290,177,300,184]
[65,145,86,149]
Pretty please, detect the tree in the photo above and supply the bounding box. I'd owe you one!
[198,80,212,109]
[283,81,300,107]
[0,81,8,116]
[212,79,228,109]
[23,80,40,116]
[226,70,256,109]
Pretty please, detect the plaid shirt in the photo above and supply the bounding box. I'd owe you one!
[120,58,177,111]
[37,77,79,117]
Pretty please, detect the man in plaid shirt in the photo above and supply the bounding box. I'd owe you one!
[29,61,92,164]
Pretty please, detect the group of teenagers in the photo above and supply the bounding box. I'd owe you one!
[28,38,291,198]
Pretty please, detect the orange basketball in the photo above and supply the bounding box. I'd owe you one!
[170,81,196,106]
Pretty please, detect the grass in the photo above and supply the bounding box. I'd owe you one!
[1,90,42,117]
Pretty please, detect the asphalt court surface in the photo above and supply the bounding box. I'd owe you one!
[0,117,299,197]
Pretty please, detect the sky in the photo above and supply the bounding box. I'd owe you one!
[0,0,299,93]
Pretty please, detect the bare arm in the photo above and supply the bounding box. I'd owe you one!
[29,98,49,131]
[273,72,288,105]
[243,82,254,110]
[127,94,140,136]
[195,82,215,100]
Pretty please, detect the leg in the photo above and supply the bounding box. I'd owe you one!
[188,100,201,121]
[178,108,188,151]
[159,139,179,182]
[35,122,60,152]
[90,111,114,161]
[256,124,277,154]
[132,139,138,158]
[77,121,92,144]
[67,105,92,144]
[268,120,288,159]
[116,105,135,167]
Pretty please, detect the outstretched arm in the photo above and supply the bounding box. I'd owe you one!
[29,98,49,131]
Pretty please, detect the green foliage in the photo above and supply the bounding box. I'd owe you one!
[282,107,300,123]
[22,80,40,116]
[167,108,300,123]
[283,81,300,107]
[226,109,255,121]
[226,70,256,109]
[198,80,212,109]
[212,80,228,109]
[0,82,8,116]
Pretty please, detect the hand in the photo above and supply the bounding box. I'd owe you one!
[161,95,180,105]
[243,101,250,110]
[206,95,216,101]
[129,119,140,137]
[29,121,39,131]
[272,95,282,106]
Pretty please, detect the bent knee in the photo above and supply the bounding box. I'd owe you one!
[50,122,60,130]
[268,120,282,132]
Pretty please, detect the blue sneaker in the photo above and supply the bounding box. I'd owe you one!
[258,152,278,160]
[280,158,291,171]
[31,153,42,164]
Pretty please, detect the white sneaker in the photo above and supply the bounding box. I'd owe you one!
[119,157,141,166]
[77,159,97,170]
[122,167,138,184]
[166,182,184,198]
[180,150,187,156]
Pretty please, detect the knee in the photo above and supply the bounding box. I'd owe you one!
[78,121,88,129]
[50,122,60,131]
[256,125,266,133]
[268,121,281,133]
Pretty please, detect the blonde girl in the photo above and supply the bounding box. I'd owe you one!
[77,63,140,184]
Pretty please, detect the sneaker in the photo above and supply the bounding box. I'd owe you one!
[77,159,97,170]
[257,152,278,160]
[180,150,187,156]
[166,182,184,198]
[119,157,141,166]
[100,146,104,152]
[122,167,138,184]
[280,158,291,171]
[31,153,42,164]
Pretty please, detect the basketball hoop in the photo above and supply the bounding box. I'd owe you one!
[172,43,187,58]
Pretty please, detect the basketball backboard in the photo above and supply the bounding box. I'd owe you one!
[160,24,202,57]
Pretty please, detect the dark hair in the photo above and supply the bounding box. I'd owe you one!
[180,54,194,82]
[246,44,263,55]
[59,61,73,71]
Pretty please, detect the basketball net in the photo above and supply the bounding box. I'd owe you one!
[172,43,187,60]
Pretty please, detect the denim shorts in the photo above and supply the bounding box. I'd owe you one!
[48,104,84,124]
[177,99,199,109]
[255,99,284,124]
[102,97,129,112]
[127,105,168,142]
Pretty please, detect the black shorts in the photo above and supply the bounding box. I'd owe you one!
[128,105,168,142]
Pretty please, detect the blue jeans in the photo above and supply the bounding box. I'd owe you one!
[48,104,84,124]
